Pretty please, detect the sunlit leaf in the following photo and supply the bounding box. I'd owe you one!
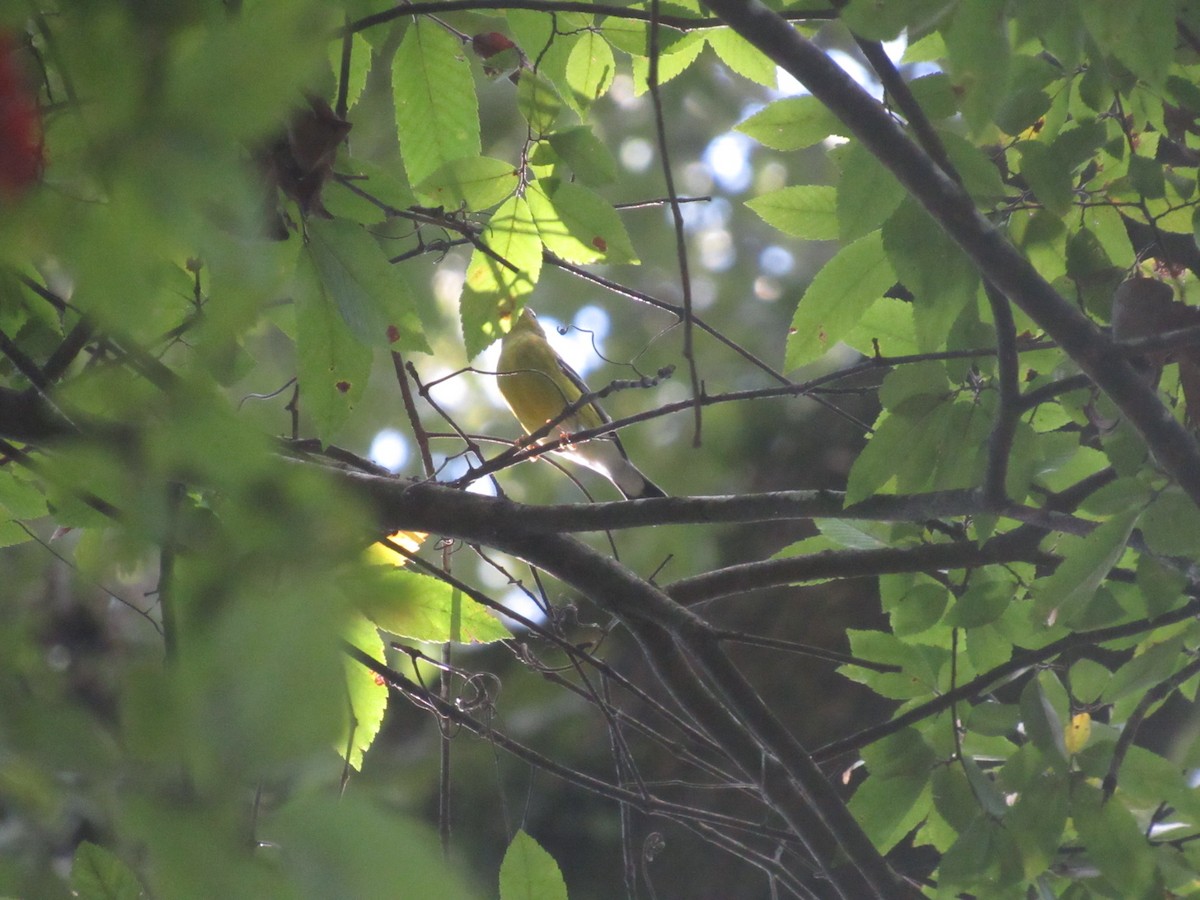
[394,21,480,185]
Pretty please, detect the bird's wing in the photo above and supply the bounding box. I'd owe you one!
[554,355,629,457]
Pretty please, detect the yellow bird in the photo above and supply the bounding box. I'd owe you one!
[496,308,665,499]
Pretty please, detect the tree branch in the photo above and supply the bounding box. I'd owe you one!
[697,0,1200,510]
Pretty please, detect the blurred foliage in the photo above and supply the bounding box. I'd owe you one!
[6,0,1200,898]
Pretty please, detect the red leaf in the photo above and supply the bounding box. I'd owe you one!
[471,32,515,59]
[0,32,44,197]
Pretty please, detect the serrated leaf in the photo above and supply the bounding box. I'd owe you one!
[705,28,776,87]
[736,96,844,151]
[394,21,480,185]
[359,568,511,644]
[786,230,895,369]
[330,32,372,113]
[415,156,519,211]
[499,830,569,900]
[517,69,563,136]
[1031,510,1139,626]
[890,582,949,635]
[565,31,616,107]
[547,126,617,186]
[881,198,980,353]
[631,32,706,95]
[340,614,388,770]
[526,178,638,265]
[306,217,428,350]
[815,518,893,549]
[837,142,905,242]
[292,251,372,441]
[746,185,837,239]
[460,195,543,358]
[843,296,918,358]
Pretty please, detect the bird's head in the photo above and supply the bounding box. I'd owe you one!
[507,306,546,338]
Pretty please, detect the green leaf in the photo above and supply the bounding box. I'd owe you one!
[267,794,481,900]
[1019,672,1068,769]
[0,468,47,519]
[1031,510,1139,626]
[1101,636,1186,703]
[499,830,569,900]
[843,412,911,506]
[1071,782,1160,898]
[836,142,905,242]
[888,581,949,636]
[881,198,979,353]
[736,96,845,151]
[862,728,937,778]
[848,772,931,853]
[358,568,512,644]
[71,842,145,900]
[939,815,1016,891]
[1016,141,1074,218]
[1005,773,1068,879]
[339,614,388,771]
[415,156,519,211]
[460,195,543,359]
[331,32,372,112]
[1129,154,1165,199]
[843,296,918,358]
[1068,658,1111,705]
[746,185,838,239]
[331,157,417,218]
[944,573,1015,629]
[394,21,481,185]
[705,28,777,87]
[526,178,638,265]
[907,73,958,121]
[565,31,616,107]
[547,126,618,186]
[1136,554,1188,619]
[1141,489,1200,558]
[931,765,978,834]
[292,251,373,441]
[786,230,895,370]
[630,32,706,95]
[939,131,1008,202]
[944,0,1011,134]
[965,701,1020,737]
[517,69,564,136]
[840,0,957,41]
[305,217,428,351]
[1081,0,1174,89]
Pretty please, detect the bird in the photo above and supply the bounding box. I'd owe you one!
[496,308,666,499]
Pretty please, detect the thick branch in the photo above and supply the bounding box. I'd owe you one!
[666,527,1052,605]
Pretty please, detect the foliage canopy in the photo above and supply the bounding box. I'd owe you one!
[7,0,1200,898]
